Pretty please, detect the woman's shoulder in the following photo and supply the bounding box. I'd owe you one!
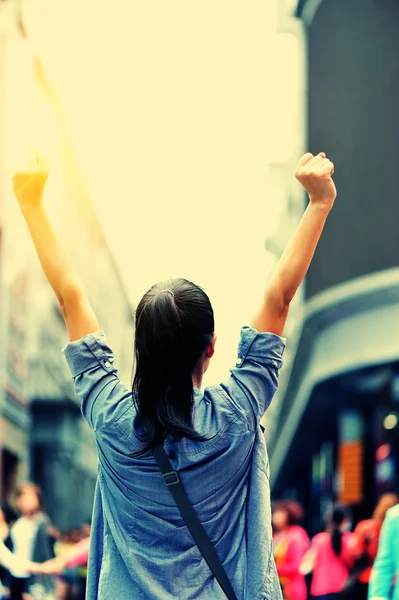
[341,531,352,545]
[289,525,309,543]
[312,531,330,546]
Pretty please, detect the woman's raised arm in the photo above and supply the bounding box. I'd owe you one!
[251,152,336,336]
[12,153,100,341]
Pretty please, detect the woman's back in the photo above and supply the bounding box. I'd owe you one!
[310,531,351,596]
[13,148,336,599]
[64,326,285,599]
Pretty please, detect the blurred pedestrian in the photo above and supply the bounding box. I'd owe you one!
[368,503,399,600]
[273,500,310,600]
[346,493,399,600]
[301,505,352,600]
[12,146,336,600]
[53,531,78,600]
[6,482,55,600]
[0,503,18,598]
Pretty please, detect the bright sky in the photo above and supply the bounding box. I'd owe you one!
[15,0,298,383]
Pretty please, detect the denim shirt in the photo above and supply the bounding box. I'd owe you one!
[63,325,285,600]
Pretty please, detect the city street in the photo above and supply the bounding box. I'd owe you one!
[1,0,399,599]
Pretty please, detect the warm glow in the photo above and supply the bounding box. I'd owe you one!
[15,0,296,383]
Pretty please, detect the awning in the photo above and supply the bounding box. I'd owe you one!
[270,267,399,486]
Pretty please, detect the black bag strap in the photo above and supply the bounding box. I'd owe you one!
[153,444,238,600]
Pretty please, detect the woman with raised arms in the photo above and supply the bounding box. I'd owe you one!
[12,150,336,599]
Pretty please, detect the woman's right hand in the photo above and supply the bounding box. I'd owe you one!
[12,153,49,211]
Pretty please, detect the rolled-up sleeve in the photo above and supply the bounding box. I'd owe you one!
[220,326,286,429]
[63,331,133,432]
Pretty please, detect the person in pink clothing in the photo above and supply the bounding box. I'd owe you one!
[306,505,353,600]
[273,501,310,600]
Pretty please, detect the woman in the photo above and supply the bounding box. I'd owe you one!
[273,501,309,600]
[305,505,352,600]
[6,483,55,600]
[0,501,45,599]
[12,150,336,599]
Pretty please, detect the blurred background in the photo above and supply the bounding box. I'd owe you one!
[0,0,399,595]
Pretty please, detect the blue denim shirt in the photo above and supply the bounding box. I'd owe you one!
[63,325,285,600]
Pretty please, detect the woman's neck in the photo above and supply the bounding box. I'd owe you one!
[192,371,203,390]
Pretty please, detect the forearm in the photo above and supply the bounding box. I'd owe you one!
[0,542,18,571]
[21,204,84,305]
[14,157,99,341]
[252,152,335,335]
[252,201,332,334]
[64,537,90,568]
[0,541,31,574]
[268,202,331,306]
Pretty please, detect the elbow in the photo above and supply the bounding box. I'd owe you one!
[58,280,86,316]
[281,284,296,308]
[265,284,291,316]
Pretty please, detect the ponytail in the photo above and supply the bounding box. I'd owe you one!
[132,279,214,455]
[329,505,349,557]
[331,527,342,556]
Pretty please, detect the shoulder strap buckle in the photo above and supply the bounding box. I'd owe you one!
[162,470,180,486]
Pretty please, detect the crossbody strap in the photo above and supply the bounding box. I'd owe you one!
[153,444,238,600]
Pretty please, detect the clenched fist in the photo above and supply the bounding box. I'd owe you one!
[12,152,49,210]
[295,152,336,207]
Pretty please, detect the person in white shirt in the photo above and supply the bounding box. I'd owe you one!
[7,483,55,600]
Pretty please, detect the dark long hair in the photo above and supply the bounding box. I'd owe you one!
[329,505,348,556]
[132,278,215,455]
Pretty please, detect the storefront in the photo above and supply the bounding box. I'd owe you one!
[271,0,399,533]
[270,271,399,533]
[0,3,133,522]
[0,3,33,498]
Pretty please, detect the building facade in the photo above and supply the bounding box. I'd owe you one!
[271,0,399,533]
[0,2,134,531]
